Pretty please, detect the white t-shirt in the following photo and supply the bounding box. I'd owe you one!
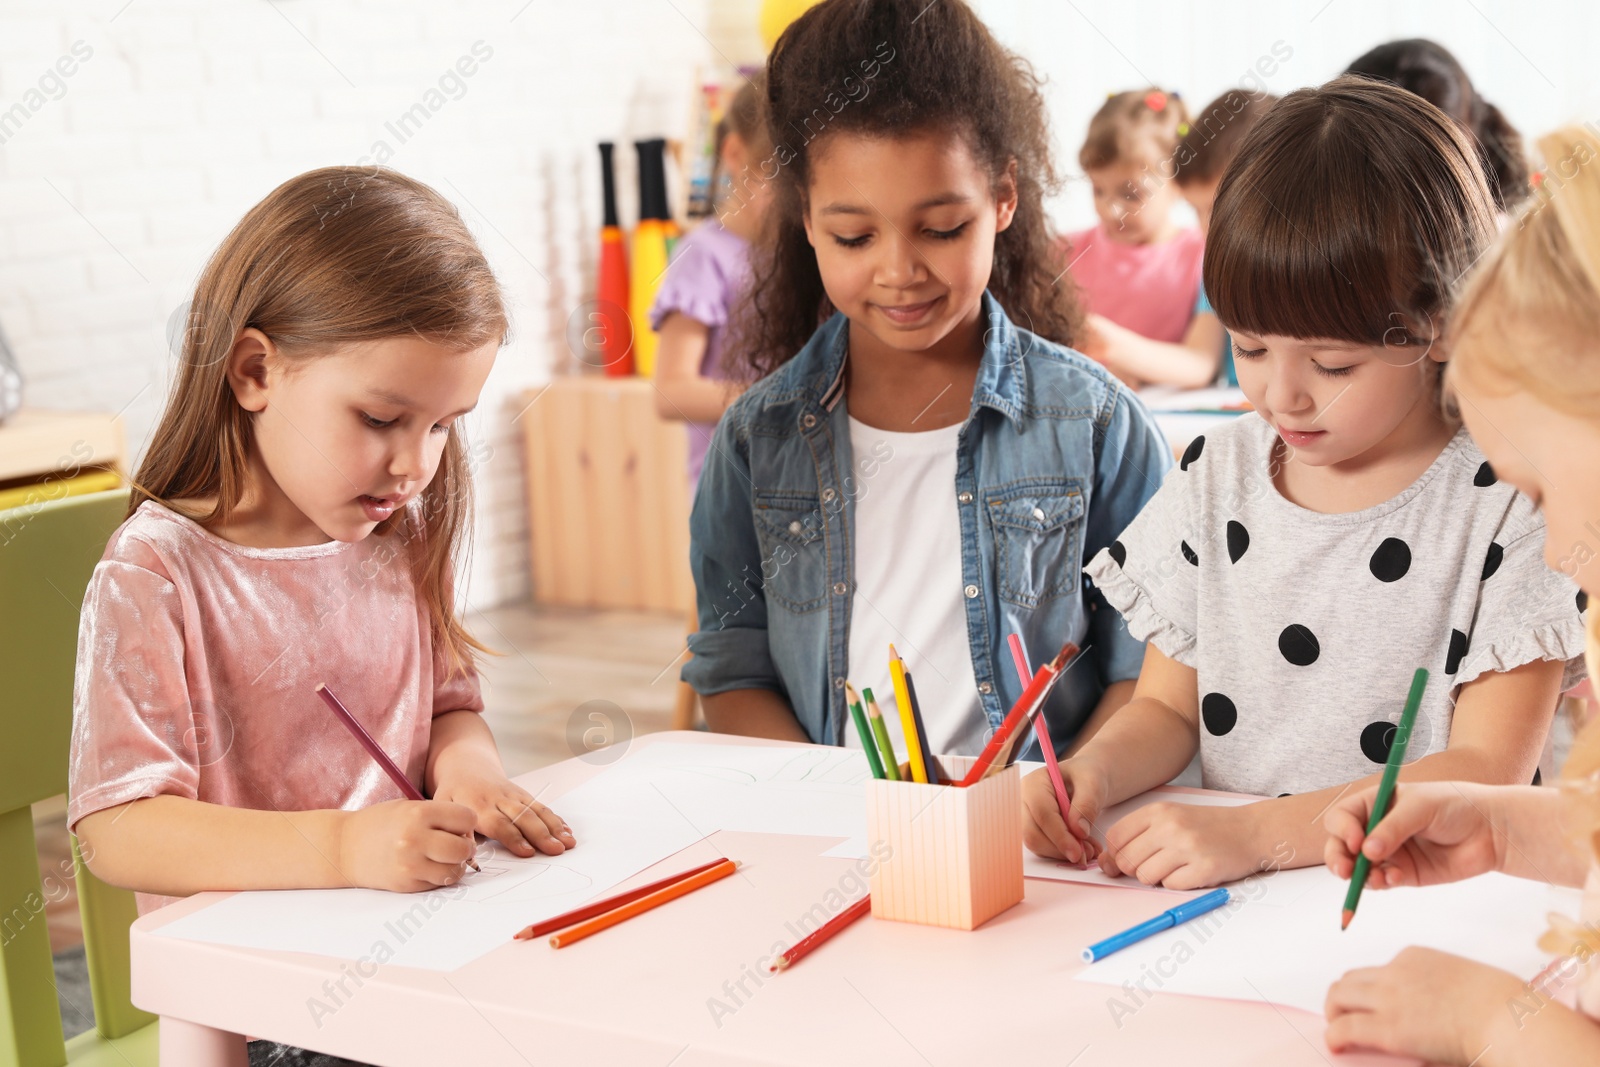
[844,415,987,759]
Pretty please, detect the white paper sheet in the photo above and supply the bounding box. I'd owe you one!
[153,743,877,971]
[1022,788,1255,891]
[1074,864,1579,1015]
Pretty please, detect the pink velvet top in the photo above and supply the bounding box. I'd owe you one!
[1062,224,1205,343]
[67,501,483,913]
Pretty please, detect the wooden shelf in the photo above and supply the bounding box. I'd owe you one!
[0,409,126,484]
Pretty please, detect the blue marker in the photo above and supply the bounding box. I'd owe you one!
[1081,888,1232,963]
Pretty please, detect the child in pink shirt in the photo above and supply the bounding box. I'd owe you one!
[1063,88,1211,387]
[69,168,576,922]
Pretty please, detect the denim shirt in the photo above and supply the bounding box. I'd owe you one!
[685,291,1172,753]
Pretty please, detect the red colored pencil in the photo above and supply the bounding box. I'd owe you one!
[1007,635,1091,861]
[315,683,479,872]
[960,641,1080,787]
[513,858,728,941]
[548,859,739,948]
[770,894,871,972]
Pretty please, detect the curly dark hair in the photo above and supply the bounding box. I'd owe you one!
[732,0,1080,379]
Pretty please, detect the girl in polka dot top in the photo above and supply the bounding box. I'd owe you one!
[1314,123,1600,1064]
[1023,77,1588,894]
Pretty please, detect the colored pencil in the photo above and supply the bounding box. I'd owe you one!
[549,858,739,948]
[861,688,901,781]
[512,858,727,941]
[844,683,886,780]
[887,645,929,784]
[769,894,872,972]
[1343,668,1429,930]
[1007,633,1077,844]
[901,669,940,784]
[1081,888,1231,963]
[315,683,479,872]
[959,641,1080,787]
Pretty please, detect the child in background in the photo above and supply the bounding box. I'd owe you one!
[1025,78,1586,889]
[1347,37,1530,214]
[1064,89,1208,389]
[686,0,1170,761]
[1320,124,1600,1066]
[652,74,773,490]
[71,168,575,913]
[1170,89,1278,387]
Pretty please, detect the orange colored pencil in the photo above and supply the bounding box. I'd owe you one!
[548,858,739,948]
[769,894,872,972]
[513,858,727,941]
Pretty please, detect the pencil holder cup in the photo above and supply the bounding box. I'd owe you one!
[864,755,1024,930]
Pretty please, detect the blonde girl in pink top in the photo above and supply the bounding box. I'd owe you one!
[1061,87,1215,389]
[1320,125,1600,1063]
[69,167,575,915]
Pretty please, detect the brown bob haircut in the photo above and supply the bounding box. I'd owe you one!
[1204,75,1496,347]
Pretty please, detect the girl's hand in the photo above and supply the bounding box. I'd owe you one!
[338,798,481,893]
[1323,781,1501,890]
[1098,801,1270,889]
[1022,760,1103,865]
[1324,947,1520,1062]
[433,771,576,859]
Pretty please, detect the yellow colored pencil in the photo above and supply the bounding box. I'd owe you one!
[888,644,929,784]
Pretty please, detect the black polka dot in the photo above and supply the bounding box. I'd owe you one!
[1369,538,1411,582]
[1532,767,1543,786]
[1181,435,1205,471]
[1279,624,1320,666]
[1445,629,1469,674]
[1474,461,1497,487]
[1481,542,1504,581]
[1360,721,1398,764]
[1108,540,1126,568]
[1226,521,1250,564]
[1277,792,1293,798]
[1201,693,1237,735]
[1579,590,1589,614]
[1181,540,1199,566]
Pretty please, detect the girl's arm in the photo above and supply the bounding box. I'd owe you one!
[652,312,745,423]
[428,708,575,856]
[1065,678,1136,756]
[1085,311,1225,390]
[1024,645,1197,862]
[74,793,477,897]
[700,688,812,742]
[1094,657,1566,887]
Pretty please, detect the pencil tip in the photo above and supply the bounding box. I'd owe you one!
[314,682,327,693]
[888,643,899,660]
[1340,910,1353,930]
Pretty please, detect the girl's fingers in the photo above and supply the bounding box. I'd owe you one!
[1133,849,1186,888]
[483,808,538,856]
[510,801,573,855]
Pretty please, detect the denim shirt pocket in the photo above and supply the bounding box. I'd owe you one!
[753,491,829,614]
[988,482,1086,608]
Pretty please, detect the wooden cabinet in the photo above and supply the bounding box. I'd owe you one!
[0,409,125,511]
[520,377,694,614]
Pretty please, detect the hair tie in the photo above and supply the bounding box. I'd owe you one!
[1145,90,1167,112]
[1177,122,1190,137]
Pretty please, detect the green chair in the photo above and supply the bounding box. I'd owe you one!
[0,489,158,1067]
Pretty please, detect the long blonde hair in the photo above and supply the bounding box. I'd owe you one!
[1447,128,1600,947]
[133,166,506,675]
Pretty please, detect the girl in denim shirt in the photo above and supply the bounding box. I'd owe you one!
[684,0,1170,762]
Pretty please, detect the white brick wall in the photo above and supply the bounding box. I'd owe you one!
[4,0,762,610]
[7,0,1595,612]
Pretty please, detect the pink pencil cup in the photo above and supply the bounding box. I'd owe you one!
[865,755,1024,930]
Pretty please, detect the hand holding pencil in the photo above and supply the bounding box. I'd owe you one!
[1021,758,1106,865]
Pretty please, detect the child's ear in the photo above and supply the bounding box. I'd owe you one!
[225,328,277,414]
[994,158,1020,233]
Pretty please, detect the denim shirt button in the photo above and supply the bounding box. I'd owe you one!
[833,581,848,595]
[834,676,846,689]
[978,682,993,695]
[964,583,979,598]
[821,488,836,503]
[802,413,818,429]
[1032,506,1046,520]
[789,520,802,534]
[958,491,973,504]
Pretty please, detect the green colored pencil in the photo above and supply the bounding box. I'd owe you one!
[845,683,886,780]
[861,687,901,781]
[1342,667,1429,930]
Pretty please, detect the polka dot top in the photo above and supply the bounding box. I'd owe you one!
[1084,414,1588,797]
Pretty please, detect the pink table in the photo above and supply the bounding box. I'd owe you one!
[134,731,1403,1065]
